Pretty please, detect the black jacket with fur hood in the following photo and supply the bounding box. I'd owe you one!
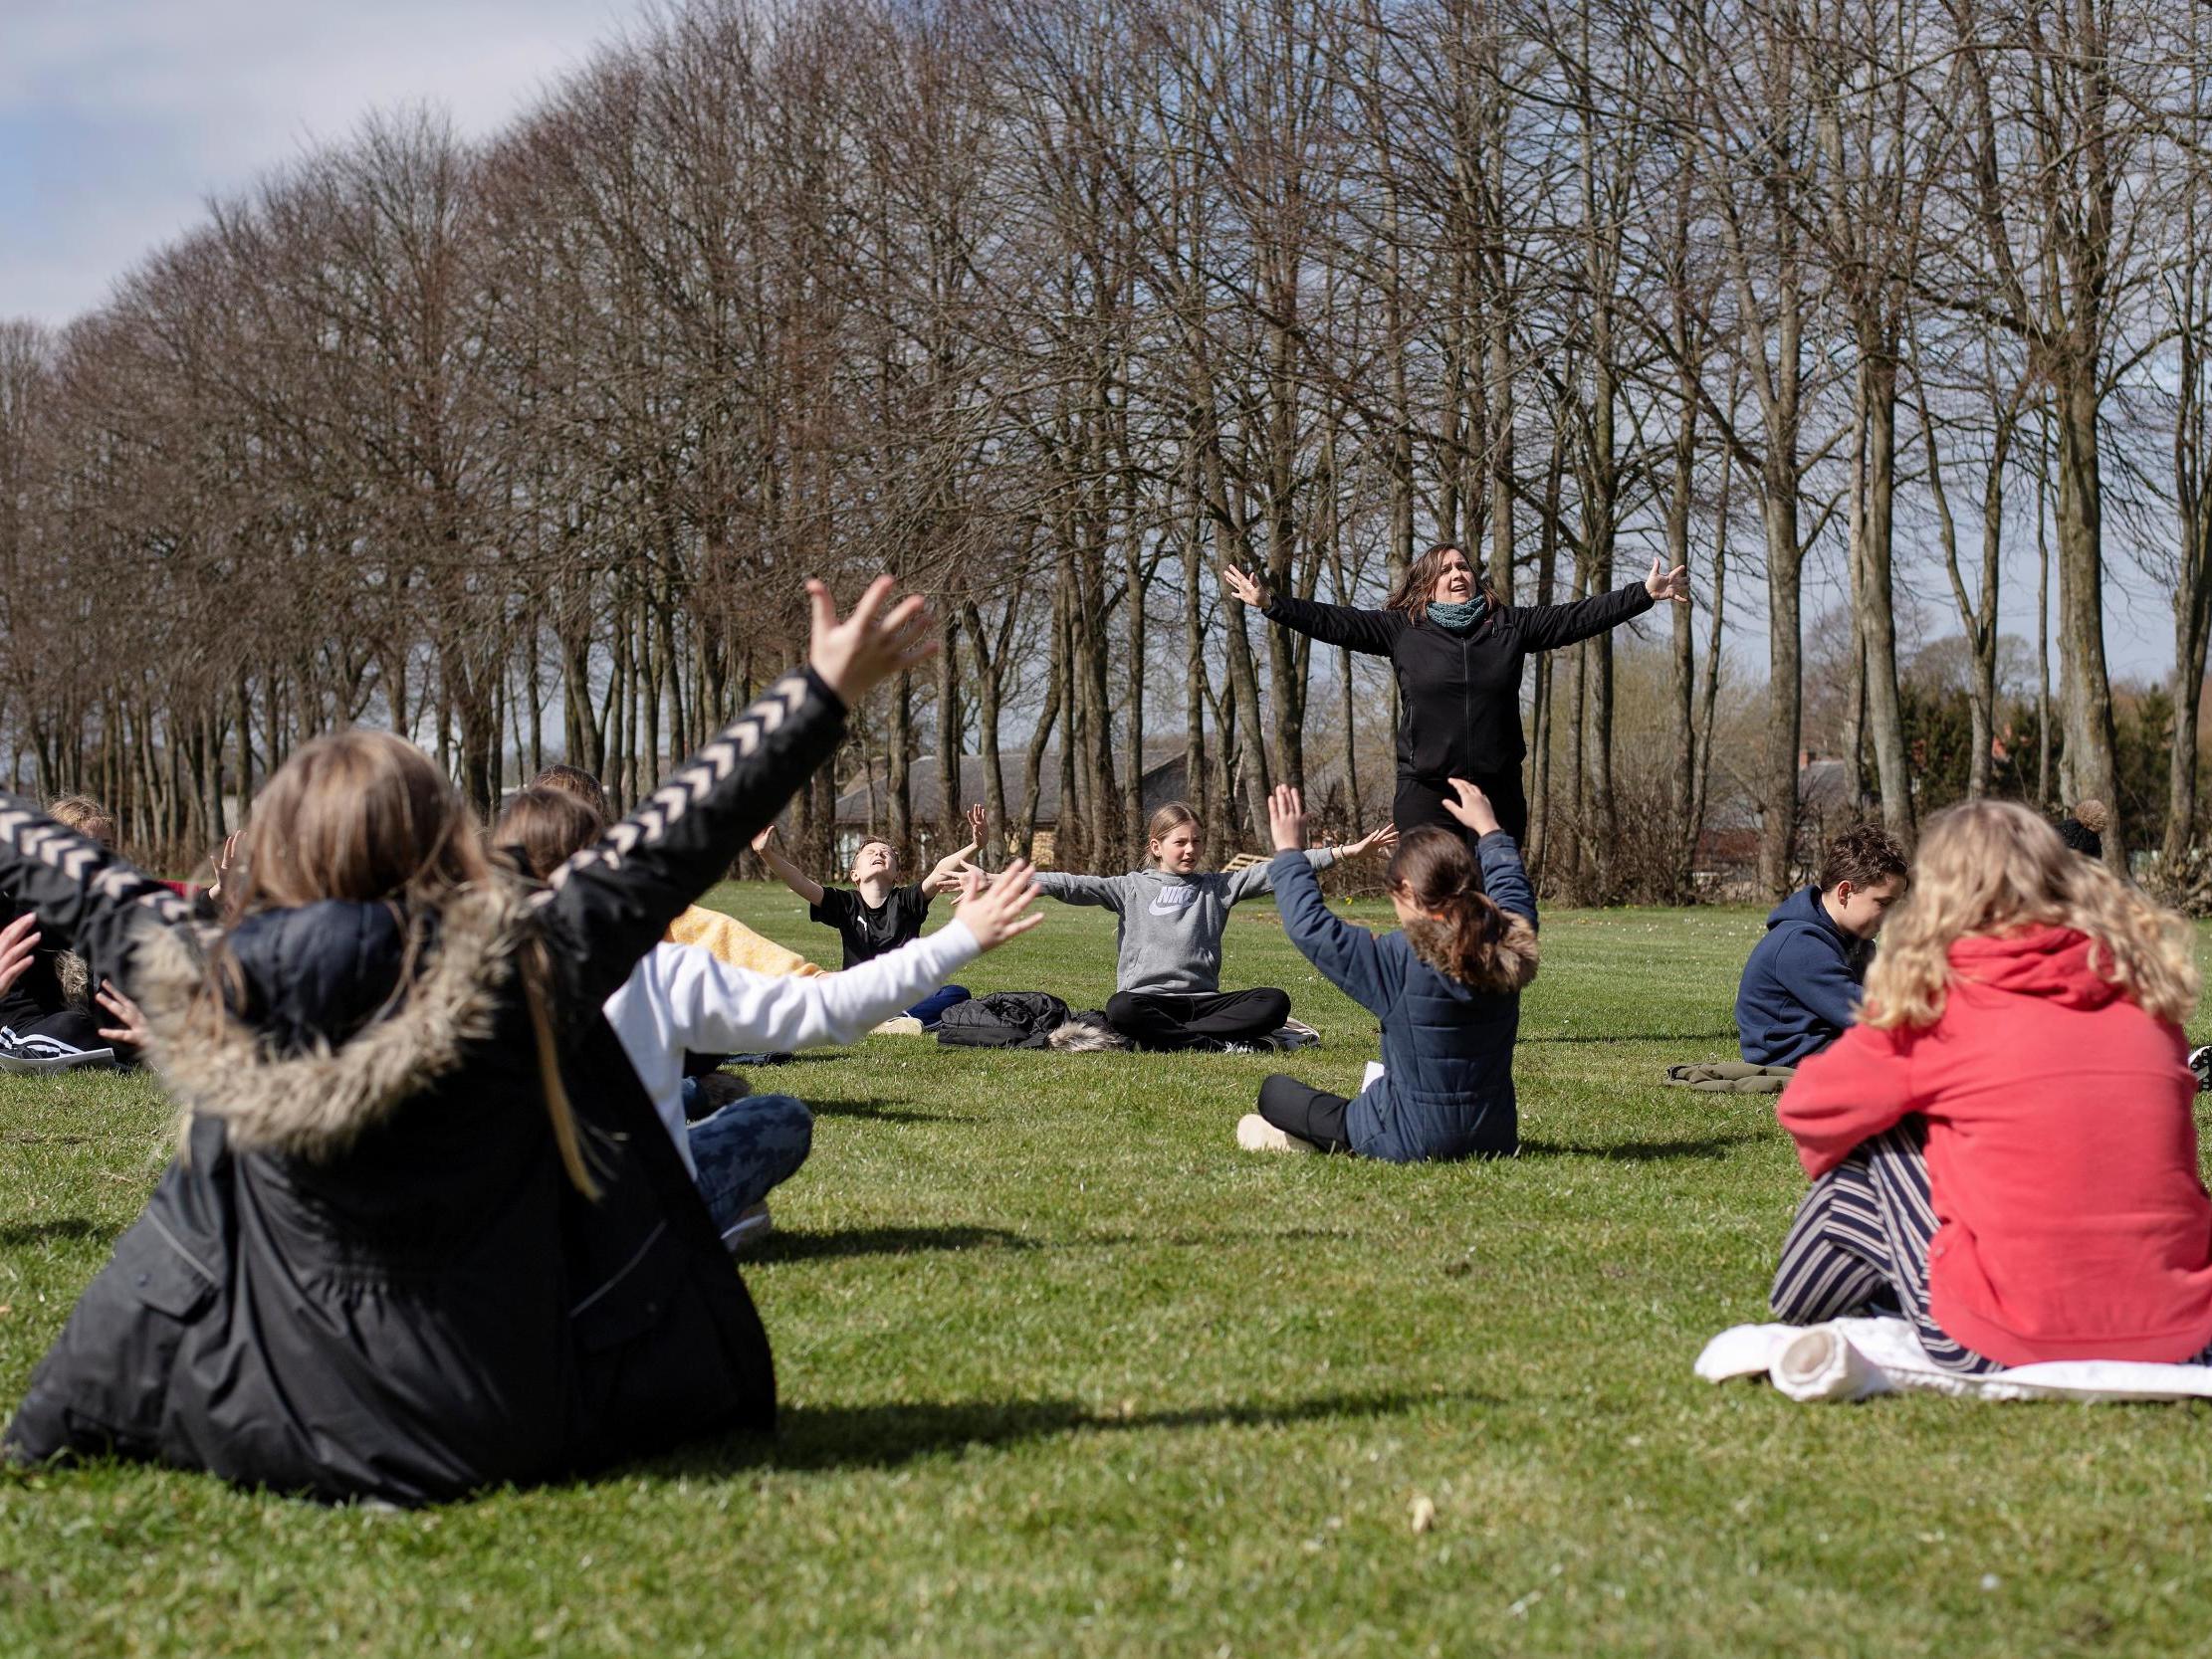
[1,668,845,1505]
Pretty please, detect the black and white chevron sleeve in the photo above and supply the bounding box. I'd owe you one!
[534,666,847,1021]
[0,797,199,997]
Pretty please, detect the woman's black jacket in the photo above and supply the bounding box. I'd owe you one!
[1261,581,1654,781]
[1,668,843,1505]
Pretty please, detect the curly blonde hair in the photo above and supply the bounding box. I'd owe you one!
[1863,799,2197,1030]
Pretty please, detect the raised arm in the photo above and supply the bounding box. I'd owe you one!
[538,576,936,1020]
[1223,845,1336,904]
[1260,787,1394,1016]
[1260,591,1403,657]
[1442,780,1537,930]
[0,798,198,995]
[662,858,1042,1053]
[1031,871,1129,910]
[1512,579,1657,653]
[750,824,825,908]
[1473,835,1537,930]
[665,922,983,1054]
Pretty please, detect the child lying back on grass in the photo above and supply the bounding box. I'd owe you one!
[1238,782,1537,1159]
[1770,799,2212,1373]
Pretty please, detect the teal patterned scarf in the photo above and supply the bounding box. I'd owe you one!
[1426,596,1488,633]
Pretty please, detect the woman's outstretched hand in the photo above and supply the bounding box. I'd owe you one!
[0,913,40,998]
[1441,778,1502,837]
[806,575,938,703]
[1266,784,1306,852]
[955,859,1044,950]
[1646,557,1690,604]
[1221,565,1266,607]
[1341,822,1399,860]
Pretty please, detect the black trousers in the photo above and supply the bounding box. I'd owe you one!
[1104,988,1289,1053]
[1394,768,1528,860]
[1256,1073,1352,1153]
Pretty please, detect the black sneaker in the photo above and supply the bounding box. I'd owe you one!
[2189,1046,2212,1096]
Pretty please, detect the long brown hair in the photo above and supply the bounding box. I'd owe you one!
[1863,799,2196,1030]
[1390,827,1538,993]
[1385,544,1506,623]
[217,730,597,1193]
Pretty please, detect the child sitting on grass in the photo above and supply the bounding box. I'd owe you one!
[1734,823,1909,1068]
[4,575,935,1505]
[752,804,985,1027]
[1030,802,1396,1052]
[1238,781,1537,1157]
[497,785,1040,1247]
[1769,799,2212,1372]
[0,794,142,1066]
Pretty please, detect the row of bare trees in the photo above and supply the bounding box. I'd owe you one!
[4,0,2212,896]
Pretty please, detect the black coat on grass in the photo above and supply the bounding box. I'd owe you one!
[1,669,848,1505]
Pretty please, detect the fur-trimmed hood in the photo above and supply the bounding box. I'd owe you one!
[131,882,533,1161]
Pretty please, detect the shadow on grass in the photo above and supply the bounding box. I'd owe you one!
[1518,1132,1765,1162]
[1521,1030,1738,1045]
[653,1388,1495,1477]
[750,1224,1033,1263]
[0,1217,104,1246]
[804,1098,975,1125]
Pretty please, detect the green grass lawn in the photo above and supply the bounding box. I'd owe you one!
[5,891,2212,1657]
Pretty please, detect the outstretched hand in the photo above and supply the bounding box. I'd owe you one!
[1341,822,1399,860]
[924,841,981,897]
[966,801,988,844]
[806,575,938,704]
[1441,778,1501,837]
[1221,565,1265,608]
[1646,556,1690,604]
[0,913,40,998]
[1266,784,1306,853]
[749,823,779,855]
[955,858,1044,950]
[95,980,148,1049]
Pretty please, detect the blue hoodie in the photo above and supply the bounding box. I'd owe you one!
[1734,886,1872,1066]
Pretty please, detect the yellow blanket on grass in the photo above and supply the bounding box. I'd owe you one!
[665,906,823,977]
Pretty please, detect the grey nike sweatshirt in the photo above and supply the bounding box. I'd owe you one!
[1032,850,1339,995]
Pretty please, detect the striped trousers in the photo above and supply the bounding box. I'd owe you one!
[1770,1120,1998,1375]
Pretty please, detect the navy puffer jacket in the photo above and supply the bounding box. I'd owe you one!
[1269,837,1538,1162]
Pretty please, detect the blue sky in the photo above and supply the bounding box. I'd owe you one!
[0,0,627,324]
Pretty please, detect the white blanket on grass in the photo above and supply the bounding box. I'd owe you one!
[1697,1319,2212,1404]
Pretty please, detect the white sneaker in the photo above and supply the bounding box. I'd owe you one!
[1271,1019,1322,1051]
[722,1202,773,1251]
[1236,1113,1319,1153]
[870,1015,926,1036]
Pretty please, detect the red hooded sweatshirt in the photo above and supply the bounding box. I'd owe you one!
[1776,925,2212,1366]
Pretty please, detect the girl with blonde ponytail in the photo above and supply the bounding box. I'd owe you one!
[1771,799,2212,1371]
[1238,780,1538,1160]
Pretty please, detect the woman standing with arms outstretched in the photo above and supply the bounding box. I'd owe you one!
[1222,544,1688,851]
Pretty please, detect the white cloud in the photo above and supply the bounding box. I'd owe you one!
[0,0,637,323]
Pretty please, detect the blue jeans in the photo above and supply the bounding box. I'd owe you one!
[682,1091,813,1241]
[905,984,972,1029]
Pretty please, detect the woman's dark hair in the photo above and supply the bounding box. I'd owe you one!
[1388,827,1538,994]
[1385,544,1506,623]
[497,787,607,881]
